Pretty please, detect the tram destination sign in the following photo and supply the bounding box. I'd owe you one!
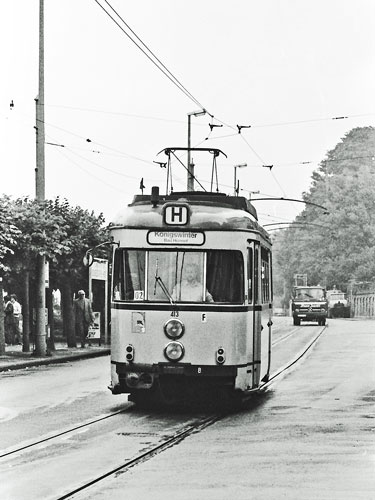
[147,230,205,246]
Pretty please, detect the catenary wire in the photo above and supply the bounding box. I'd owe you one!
[54,147,130,195]
[93,0,209,113]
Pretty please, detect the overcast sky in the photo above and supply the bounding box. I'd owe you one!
[2,0,374,226]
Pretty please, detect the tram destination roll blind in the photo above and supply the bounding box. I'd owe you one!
[147,231,205,245]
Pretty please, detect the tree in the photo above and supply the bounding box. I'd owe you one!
[2,196,108,351]
[0,196,22,354]
[273,126,375,302]
[3,197,69,351]
[47,198,108,347]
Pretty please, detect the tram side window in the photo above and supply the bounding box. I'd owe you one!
[112,249,145,301]
[247,248,253,304]
[206,250,244,303]
[261,247,271,303]
[254,247,259,304]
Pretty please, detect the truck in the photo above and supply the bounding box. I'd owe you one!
[291,285,328,326]
[326,288,350,318]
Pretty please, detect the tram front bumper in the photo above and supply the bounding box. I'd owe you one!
[113,362,238,392]
[116,362,237,377]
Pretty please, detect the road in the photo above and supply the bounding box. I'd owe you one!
[0,318,374,499]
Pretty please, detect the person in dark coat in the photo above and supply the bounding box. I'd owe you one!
[4,296,13,344]
[73,290,95,348]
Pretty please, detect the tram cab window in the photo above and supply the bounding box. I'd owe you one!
[113,248,244,303]
[147,250,243,303]
[148,251,214,303]
[112,249,145,301]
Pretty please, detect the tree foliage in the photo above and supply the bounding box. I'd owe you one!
[0,196,21,273]
[46,197,108,289]
[0,195,109,348]
[273,126,375,305]
[3,197,69,275]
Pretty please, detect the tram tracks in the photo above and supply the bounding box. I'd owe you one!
[272,326,301,346]
[2,325,327,500]
[0,407,129,459]
[261,325,327,391]
[55,326,327,499]
[55,414,222,500]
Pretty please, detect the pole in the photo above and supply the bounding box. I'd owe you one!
[35,0,47,356]
[187,109,206,191]
[36,0,45,201]
[233,163,247,196]
[187,114,192,191]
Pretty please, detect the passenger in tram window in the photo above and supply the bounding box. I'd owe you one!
[172,263,214,302]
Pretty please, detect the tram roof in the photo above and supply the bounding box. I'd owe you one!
[110,191,270,242]
[132,191,258,218]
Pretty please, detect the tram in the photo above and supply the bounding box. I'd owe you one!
[108,148,273,406]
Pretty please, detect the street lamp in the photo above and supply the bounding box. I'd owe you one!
[233,163,247,196]
[187,109,206,191]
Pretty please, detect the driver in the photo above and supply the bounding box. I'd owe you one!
[172,263,214,302]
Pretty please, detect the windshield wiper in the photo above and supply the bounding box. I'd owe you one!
[154,259,176,306]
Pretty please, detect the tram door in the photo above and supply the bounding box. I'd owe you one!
[260,247,272,382]
[251,243,262,387]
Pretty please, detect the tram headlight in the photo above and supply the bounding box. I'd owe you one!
[164,318,185,339]
[164,341,184,362]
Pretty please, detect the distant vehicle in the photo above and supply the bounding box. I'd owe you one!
[326,289,350,318]
[292,286,328,326]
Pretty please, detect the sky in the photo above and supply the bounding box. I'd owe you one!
[2,0,375,227]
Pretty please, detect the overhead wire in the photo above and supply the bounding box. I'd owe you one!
[46,104,187,124]
[94,0,209,113]
[29,110,375,203]
[245,112,375,128]
[54,147,130,195]
[47,132,188,195]
[36,104,375,172]
[37,117,155,166]
[45,104,375,130]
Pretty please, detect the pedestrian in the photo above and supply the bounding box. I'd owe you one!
[4,295,13,344]
[9,294,22,345]
[73,290,95,348]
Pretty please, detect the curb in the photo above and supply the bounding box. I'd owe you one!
[0,349,110,372]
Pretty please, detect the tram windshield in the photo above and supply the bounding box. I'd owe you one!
[112,249,244,303]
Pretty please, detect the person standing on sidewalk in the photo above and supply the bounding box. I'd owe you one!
[73,290,95,348]
[4,296,13,344]
[10,295,22,345]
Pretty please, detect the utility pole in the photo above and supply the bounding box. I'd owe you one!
[187,109,206,191]
[34,0,47,356]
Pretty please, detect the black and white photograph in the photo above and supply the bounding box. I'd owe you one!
[1,1,374,499]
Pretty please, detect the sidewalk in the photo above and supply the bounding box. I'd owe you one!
[0,342,110,372]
